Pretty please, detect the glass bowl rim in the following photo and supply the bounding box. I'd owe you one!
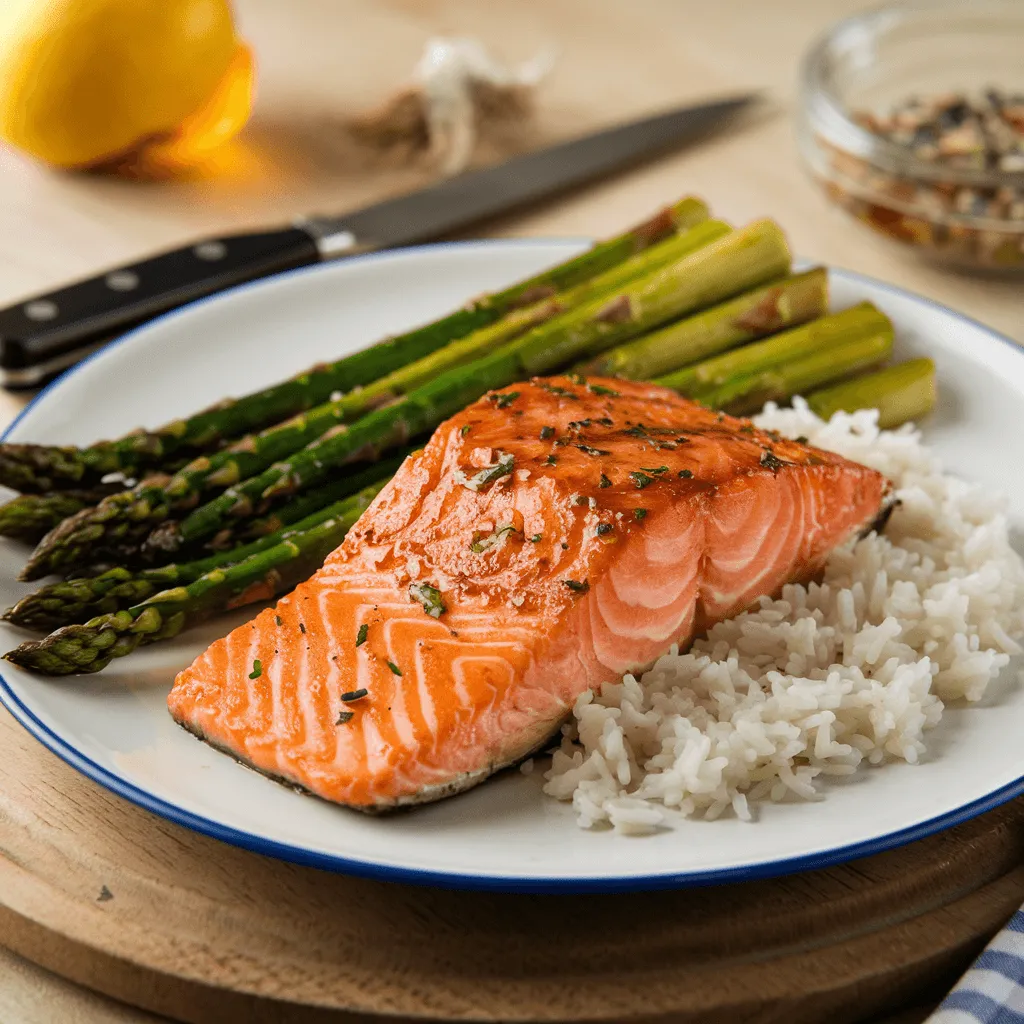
[800,0,1024,191]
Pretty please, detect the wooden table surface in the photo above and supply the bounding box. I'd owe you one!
[0,0,1020,1020]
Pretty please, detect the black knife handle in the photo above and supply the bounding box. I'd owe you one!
[0,225,321,387]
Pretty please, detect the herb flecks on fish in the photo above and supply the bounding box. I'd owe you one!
[386,660,403,676]
[336,710,355,725]
[630,471,656,489]
[587,383,620,397]
[563,579,590,594]
[678,468,693,479]
[596,523,614,536]
[599,473,612,489]
[540,426,555,440]
[471,524,517,554]
[491,391,520,410]
[461,424,472,437]
[760,449,788,473]
[248,659,262,680]
[410,581,446,617]
[634,508,648,521]
[341,688,369,702]
[576,444,612,457]
[463,452,514,491]
[640,466,668,474]
[355,623,369,647]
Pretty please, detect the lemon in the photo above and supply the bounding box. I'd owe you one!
[0,0,253,171]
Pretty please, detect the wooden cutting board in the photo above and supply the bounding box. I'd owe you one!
[1,701,1022,1024]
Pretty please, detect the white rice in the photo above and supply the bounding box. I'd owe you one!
[542,399,1024,834]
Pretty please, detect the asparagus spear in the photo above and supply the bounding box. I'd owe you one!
[806,358,937,428]
[655,302,892,394]
[5,483,388,675]
[696,330,893,415]
[0,485,124,543]
[0,197,709,493]
[20,451,404,582]
[5,478,391,631]
[576,268,829,381]
[148,219,790,554]
[18,221,730,580]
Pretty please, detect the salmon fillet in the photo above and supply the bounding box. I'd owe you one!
[168,377,890,810]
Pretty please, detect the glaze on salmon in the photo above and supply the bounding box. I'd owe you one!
[168,378,890,809]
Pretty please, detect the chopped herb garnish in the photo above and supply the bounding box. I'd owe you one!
[623,423,677,450]
[640,466,668,474]
[341,688,369,703]
[795,435,809,444]
[678,468,693,479]
[409,581,446,617]
[248,659,262,680]
[274,615,282,626]
[596,523,614,536]
[587,383,620,397]
[492,391,520,409]
[599,473,612,488]
[464,451,514,491]
[629,471,656,489]
[561,542,569,549]
[386,660,403,676]
[597,417,614,426]
[461,424,472,437]
[545,454,558,466]
[568,418,592,430]
[299,622,306,634]
[634,508,648,521]
[529,533,543,543]
[576,444,611,457]
[537,382,579,399]
[336,710,355,725]
[765,429,782,442]
[568,373,585,385]
[355,623,369,647]
[563,579,590,593]
[470,524,517,554]
[739,425,755,434]
[540,425,555,440]
[760,449,787,472]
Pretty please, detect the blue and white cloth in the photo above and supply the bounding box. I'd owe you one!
[929,911,1024,1022]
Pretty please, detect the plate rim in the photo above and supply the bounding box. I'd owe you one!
[2,238,1023,894]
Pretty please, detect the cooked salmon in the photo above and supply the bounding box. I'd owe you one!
[168,377,890,810]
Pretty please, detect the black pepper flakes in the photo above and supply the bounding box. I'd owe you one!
[596,523,613,536]
[599,473,612,488]
[678,468,693,479]
[760,449,787,473]
[545,454,558,466]
[540,425,555,440]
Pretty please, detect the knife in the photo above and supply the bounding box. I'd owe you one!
[0,94,755,388]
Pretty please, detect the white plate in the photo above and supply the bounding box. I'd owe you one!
[2,240,1023,893]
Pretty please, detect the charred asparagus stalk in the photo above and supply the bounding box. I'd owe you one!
[806,358,937,428]
[0,485,125,543]
[0,197,708,494]
[19,220,732,576]
[577,268,829,380]
[4,482,387,675]
[5,476,392,631]
[146,219,791,555]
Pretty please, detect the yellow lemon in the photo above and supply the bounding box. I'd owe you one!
[0,0,254,173]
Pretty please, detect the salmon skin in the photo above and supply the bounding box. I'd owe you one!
[168,377,890,811]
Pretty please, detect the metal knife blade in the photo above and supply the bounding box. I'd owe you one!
[0,94,756,387]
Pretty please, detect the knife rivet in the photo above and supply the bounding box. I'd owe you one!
[24,300,58,321]
[194,241,227,261]
[105,271,139,291]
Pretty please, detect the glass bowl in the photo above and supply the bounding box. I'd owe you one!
[797,0,1024,272]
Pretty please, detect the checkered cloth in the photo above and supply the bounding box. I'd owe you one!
[929,911,1024,1022]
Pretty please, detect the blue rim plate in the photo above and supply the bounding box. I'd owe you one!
[2,239,1023,894]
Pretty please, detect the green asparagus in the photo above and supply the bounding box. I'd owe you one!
[5,477,390,631]
[0,485,124,543]
[696,330,893,415]
[655,302,892,395]
[0,196,709,493]
[5,482,386,675]
[20,452,405,582]
[807,358,937,428]
[577,267,829,380]
[148,219,790,553]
